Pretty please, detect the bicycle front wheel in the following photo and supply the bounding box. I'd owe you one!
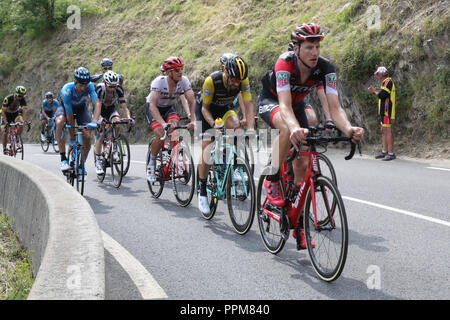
[226,156,255,235]
[303,176,348,282]
[110,139,124,188]
[197,166,218,220]
[172,144,195,207]
[76,147,85,195]
[16,135,24,160]
[256,173,286,254]
[118,134,131,176]
[40,130,50,152]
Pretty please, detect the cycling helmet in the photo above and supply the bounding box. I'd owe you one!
[225,56,248,81]
[74,67,91,84]
[15,86,27,96]
[160,64,165,74]
[100,58,113,68]
[288,42,294,52]
[45,91,53,98]
[220,53,236,66]
[103,70,119,86]
[291,23,324,44]
[162,56,184,71]
[374,66,388,76]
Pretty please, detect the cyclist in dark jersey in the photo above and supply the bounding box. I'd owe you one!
[91,58,124,86]
[40,92,60,142]
[258,24,364,241]
[1,86,28,154]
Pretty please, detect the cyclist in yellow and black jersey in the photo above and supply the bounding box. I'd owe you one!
[1,86,28,154]
[196,55,255,215]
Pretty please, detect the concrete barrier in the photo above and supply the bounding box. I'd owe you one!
[0,155,105,299]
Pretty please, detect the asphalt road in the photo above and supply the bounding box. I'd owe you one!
[22,142,450,300]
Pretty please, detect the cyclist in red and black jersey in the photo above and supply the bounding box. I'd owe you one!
[258,23,364,211]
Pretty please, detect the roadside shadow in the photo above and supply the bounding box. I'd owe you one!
[348,229,390,253]
[84,195,115,215]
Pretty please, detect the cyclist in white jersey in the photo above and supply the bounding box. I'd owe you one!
[145,56,196,182]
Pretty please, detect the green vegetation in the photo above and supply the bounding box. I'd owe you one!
[0,213,34,300]
[0,0,448,146]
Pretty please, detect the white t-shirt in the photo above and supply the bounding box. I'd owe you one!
[146,75,192,108]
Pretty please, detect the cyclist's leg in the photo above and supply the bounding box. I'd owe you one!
[55,106,67,157]
[78,106,93,162]
[304,103,318,126]
[15,114,24,136]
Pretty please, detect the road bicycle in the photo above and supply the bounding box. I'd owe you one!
[198,124,256,235]
[256,126,359,281]
[147,121,195,207]
[63,124,95,195]
[40,117,59,153]
[4,122,30,159]
[95,118,132,188]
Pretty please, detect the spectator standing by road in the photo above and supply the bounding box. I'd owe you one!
[368,66,396,161]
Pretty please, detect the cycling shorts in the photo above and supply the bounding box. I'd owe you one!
[195,100,238,135]
[55,101,92,126]
[1,111,23,128]
[257,91,308,129]
[100,105,120,123]
[380,113,393,128]
[145,103,180,131]
[40,110,54,121]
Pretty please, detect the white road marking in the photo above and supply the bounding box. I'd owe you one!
[426,167,450,172]
[101,231,168,300]
[343,196,450,228]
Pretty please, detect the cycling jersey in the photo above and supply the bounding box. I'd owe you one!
[2,94,27,114]
[60,82,98,114]
[95,83,126,107]
[146,75,192,108]
[201,71,252,108]
[378,77,395,127]
[41,99,60,113]
[261,52,337,104]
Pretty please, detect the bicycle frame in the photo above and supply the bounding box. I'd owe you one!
[6,123,21,156]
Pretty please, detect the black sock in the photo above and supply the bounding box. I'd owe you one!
[199,178,207,196]
[60,152,67,161]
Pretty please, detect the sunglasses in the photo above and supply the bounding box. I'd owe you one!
[229,77,242,83]
[106,84,117,89]
[169,67,183,73]
[103,67,112,71]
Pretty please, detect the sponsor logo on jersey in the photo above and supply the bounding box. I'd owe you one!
[326,73,337,90]
[276,71,290,88]
[204,89,211,97]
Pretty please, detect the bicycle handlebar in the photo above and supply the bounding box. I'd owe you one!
[160,123,190,141]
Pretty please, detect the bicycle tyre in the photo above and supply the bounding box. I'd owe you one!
[317,153,337,186]
[172,143,195,207]
[110,139,124,188]
[256,173,286,254]
[40,128,50,152]
[16,135,24,160]
[226,156,255,235]
[51,131,59,153]
[244,138,255,175]
[76,147,85,195]
[119,134,131,176]
[303,176,348,282]
[197,166,218,220]
[146,139,164,198]
[67,148,75,186]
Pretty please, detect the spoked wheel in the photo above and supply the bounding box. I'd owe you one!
[51,131,59,153]
[75,147,85,195]
[317,153,338,224]
[172,143,195,207]
[146,139,164,198]
[303,176,348,282]
[197,166,218,220]
[95,152,106,183]
[16,135,24,160]
[67,149,75,186]
[110,139,124,188]
[244,137,255,175]
[118,134,131,176]
[40,129,50,152]
[256,173,286,254]
[226,156,255,235]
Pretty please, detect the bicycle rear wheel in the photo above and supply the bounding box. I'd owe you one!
[172,143,195,207]
[16,135,24,160]
[303,176,348,282]
[146,139,164,198]
[256,173,286,254]
[226,156,255,235]
[110,139,124,188]
[118,134,131,176]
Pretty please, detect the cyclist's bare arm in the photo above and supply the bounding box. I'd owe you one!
[149,91,166,127]
[317,88,332,121]
[184,89,196,129]
[201,103,215,128]
[180,93,190,119]
[326,93,363,141]
[92,99,102,123]
[1,107,6,124]
[243,99,255,130]
[120,102,131,119]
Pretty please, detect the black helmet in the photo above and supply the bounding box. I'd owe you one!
[15,86,27,96]
[74,67,91,84]
[291,23,324,45]
[45,91,53,98]
[288,42,294,52]
[225,56,248,81]
[100,58,113,68]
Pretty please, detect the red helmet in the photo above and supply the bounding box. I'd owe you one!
[291,23,324,44]
[162,56,184,71]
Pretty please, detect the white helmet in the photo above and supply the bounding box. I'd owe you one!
[103,70,119,85]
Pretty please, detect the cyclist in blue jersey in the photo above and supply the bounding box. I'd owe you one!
[40,92,60,142]
[55,67,101,172]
